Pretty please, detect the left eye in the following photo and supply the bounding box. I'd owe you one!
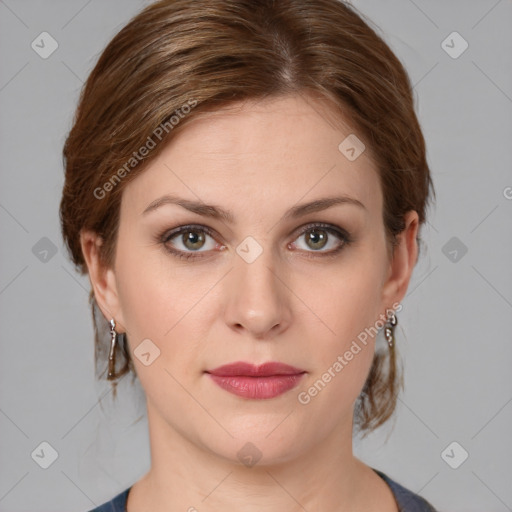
[291,225,347,252]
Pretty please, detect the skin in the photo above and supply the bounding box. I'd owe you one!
[82,93,418,512]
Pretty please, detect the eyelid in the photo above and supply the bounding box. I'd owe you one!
[159,221,352,258]
[161,223,216,242]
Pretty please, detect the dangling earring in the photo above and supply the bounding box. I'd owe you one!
[384,309,397,348]
[108,318,117,379]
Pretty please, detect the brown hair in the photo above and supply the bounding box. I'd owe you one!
[60,0,435,433]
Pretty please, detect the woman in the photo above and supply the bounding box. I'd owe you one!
[60,0,437,510]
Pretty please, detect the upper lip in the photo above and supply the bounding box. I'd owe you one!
[206,361,306,377]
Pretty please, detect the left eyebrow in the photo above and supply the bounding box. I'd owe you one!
[141,194,366,223]
[283,196,367,220]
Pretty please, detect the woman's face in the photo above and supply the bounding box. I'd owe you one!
[86,94,417,464]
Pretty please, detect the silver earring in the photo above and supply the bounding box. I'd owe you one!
[108,319,117,379]
[384,310,397,348]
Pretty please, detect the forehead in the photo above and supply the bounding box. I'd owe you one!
[121,94,382,219]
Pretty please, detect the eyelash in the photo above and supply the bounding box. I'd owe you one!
[158,222,353,261]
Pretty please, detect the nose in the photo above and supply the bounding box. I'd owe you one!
[223,246,292,339]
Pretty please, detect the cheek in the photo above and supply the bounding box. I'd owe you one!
[113,239,215,377]
[113,230,180,346]
[311,257,386,348]
[301,255,386,399]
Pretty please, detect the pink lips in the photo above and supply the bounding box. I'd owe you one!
[206,361,306,399]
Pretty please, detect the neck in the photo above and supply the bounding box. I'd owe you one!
[127,398,378,512]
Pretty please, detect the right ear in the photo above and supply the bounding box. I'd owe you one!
[80,230,127,332]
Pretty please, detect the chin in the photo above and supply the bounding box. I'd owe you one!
[196,420,310,468]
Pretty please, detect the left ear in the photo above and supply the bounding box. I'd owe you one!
[380,210,419,308]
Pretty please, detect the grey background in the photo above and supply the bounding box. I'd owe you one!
[0,0,511,510]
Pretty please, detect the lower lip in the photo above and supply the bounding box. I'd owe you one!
[207,373,305,399]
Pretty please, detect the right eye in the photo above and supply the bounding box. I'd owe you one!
[160,224,222,260]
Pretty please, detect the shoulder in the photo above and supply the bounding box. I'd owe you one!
[374,469,438,512]
[86,486,131,512]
